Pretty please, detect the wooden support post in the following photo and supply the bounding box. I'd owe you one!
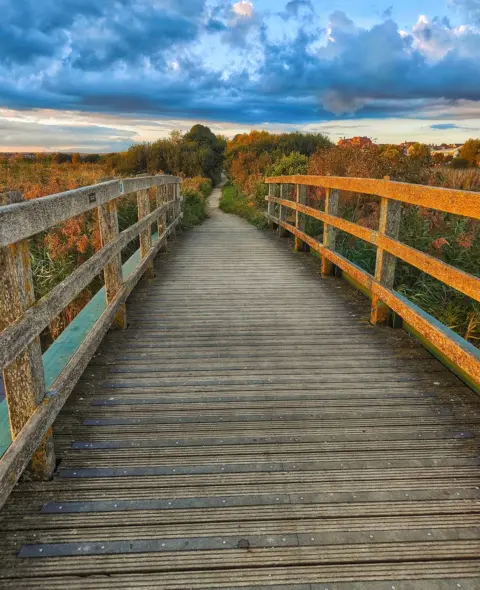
[267,183,275,229]
[278,184,288,238]
[173,183,179,238]
[294,184,307,251]
[178,182,183,218]
[168,184,176,242]
[137,189,155,279]
[321,188,339,276]
[98,200,127,329]
[0,191,55,480]
[371,181,402,325]
[156,184,167,241]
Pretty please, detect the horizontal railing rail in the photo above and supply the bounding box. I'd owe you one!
[265,175,480,391]
[0,175,183,507]
[0,175,180,247]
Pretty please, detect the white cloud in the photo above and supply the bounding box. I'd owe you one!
[232,1,253,19]
[411,15,461,61]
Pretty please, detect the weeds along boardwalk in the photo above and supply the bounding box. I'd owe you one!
[1,187,480,588]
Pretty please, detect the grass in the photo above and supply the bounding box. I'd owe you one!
[182,192,209,228]
[0,159,112,198]
[220,184,268,229]
[180,177,213,229]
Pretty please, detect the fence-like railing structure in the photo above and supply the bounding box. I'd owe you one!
[0,175,182,506]
[265,174,480,391]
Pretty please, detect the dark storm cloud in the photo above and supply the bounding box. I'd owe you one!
[0,2,479,124]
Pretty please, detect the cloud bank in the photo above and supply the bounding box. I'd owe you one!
[0,0,479,128]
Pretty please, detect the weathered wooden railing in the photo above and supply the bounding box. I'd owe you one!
[266,175,480,390]
[0,175,182,506]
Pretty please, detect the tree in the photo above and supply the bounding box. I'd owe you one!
[182,124,225,183]
[407,143,431,163]
[54,153,73,164]
[459,139,480,167]
[266,152,308,176]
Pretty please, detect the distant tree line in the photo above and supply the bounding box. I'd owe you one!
[103,125,226,184]
[4,124,227,185]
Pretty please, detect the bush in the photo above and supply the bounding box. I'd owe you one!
[182,176,212,199]
[220,184,268,229]
[451,158,470,169]
[181,176,212,228]
[266,152,308,177]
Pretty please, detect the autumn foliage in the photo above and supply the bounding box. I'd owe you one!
[223,134,480,345]
[0,126,221,346]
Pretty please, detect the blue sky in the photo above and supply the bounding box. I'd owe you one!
[1,0,479,151]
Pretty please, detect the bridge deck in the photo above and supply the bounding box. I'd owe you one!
[1,189,480,588]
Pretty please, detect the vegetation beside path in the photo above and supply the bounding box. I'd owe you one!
[220,184,267,229]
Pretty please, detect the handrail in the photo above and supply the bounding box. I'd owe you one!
[0,175,181,247]
[0,175,183,507]
[267,175,480,219]
[265,175,480,391]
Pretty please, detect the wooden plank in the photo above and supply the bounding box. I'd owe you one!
[321,187,339,276]
[0,203,170,370]
[0,191,55,480]
[266,175,480,219]
[136,189,154,280]
[1,565,479,589]
[2,541,480,578]
[98,199,126,330]
[371,182,402,324]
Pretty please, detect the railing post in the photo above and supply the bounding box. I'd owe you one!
[371,178,402,325]
[294,184,307,251]
[98,199,127,329]
[267,183,275,229]
[278,184,288,237]
[174,182,180,232]
[137,188,155,279]
[155,184,167,243]
[168,184,176,241]
[321,188,339,276]
[0,191,55,480]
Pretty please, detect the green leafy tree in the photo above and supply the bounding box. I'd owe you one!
[266,152,308,176]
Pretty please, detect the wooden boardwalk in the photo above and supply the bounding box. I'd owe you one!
[1,188,480,588]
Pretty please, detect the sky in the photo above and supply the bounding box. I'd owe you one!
[1,0,480,152]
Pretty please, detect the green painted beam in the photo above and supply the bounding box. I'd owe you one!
[0,400,9,457]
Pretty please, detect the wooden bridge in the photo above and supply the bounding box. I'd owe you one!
[0,174,479,588]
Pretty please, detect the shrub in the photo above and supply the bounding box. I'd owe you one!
[451,158,470,169]
[220,184,268,229]
[181,177,212,228]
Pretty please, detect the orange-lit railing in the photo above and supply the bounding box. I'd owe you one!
[265,175,480,390]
